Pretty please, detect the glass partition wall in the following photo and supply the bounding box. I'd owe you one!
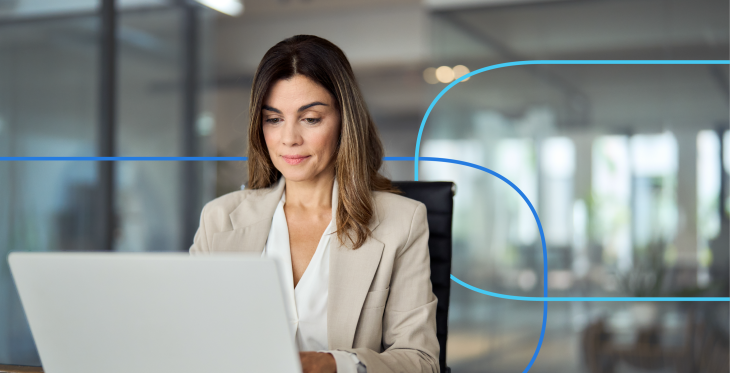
[422,0,729,372]
[0,1,216,365]
[0,13,100,364]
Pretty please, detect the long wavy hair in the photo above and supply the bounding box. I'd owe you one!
[247,35,398,249]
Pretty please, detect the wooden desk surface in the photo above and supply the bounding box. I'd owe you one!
[0,365,43,373]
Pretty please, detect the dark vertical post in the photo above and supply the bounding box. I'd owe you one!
[180,1,199,251]
[98,0,116,251]
[711,125,729,296]
[718,125,727,222]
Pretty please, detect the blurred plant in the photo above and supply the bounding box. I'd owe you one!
[617,241,666,297]
[616,241,723,297]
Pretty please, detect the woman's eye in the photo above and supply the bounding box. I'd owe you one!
[304,118,321,124]
[265,118,281,124]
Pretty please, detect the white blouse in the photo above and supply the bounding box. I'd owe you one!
[261,179,366,373]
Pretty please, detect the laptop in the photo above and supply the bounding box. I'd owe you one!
[8,252,302,373]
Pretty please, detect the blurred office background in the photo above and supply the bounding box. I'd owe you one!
[0,0,728,372]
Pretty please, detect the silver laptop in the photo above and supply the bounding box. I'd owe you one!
[8,252,302,373]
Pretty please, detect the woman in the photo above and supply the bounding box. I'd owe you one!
[189,35,439,373]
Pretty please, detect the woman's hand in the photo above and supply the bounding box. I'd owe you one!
[299,351,337,373]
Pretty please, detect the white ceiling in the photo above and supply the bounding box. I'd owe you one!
[0,0,726,132]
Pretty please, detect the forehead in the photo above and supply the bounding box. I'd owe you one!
[264,75,334,106]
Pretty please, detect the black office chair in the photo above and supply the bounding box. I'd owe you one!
[391,181,455,373]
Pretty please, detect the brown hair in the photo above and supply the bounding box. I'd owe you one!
[247,35,398,249]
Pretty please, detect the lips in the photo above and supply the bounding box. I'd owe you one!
[282,155,310,165]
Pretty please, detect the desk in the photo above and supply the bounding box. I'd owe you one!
[0,365,43,373]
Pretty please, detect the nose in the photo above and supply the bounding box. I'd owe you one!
[281,120,302,146]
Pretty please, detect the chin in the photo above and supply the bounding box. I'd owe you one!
[278,168,316,183]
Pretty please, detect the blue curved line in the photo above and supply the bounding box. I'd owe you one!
[406,156,730,301]
[411,156,548,373]
[413,59,730,181]
[412,60,729,373]
[451,275,729,302]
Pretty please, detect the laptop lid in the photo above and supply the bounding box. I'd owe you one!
[8,252,302,373]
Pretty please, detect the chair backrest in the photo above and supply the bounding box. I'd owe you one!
[391,181,454,373]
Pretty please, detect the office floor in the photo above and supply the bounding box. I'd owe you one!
[449,329,679,373]
[446,299,729,373]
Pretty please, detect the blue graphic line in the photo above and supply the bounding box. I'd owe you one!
[451,276,730,302]
[3,156,410,161]
[413,59,730,181]
[411,156,548,373]
[0,157,248,161]
[399,155,728,373]
[411,60,729,373]
[0,157,418,161]
[6,61,729,373]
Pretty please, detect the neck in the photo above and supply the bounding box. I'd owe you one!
[284,170,335,210]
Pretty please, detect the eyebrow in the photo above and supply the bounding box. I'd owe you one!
[262,101,328,114]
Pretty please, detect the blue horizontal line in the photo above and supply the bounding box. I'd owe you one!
[0,157,249,161]
[384,156,415,161]
[480,60,730,65]
[451,275,730,302]
[3,154,727,305]
[0,156,416,161]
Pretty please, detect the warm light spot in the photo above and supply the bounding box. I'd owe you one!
[453,65,470,82]
[422,67,439,84]
[435,66,454,83]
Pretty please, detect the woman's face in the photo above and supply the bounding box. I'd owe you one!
[262,74,341,184]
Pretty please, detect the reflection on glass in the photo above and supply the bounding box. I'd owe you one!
[725,131,730,217]
[424,0,729,371]
[114,8,184,253]
[495,138,538,248]
[0,2,217,365]
[592,135,632,273]
[697,130,721,286]
[629,132,678,258]
[541,137,575,247]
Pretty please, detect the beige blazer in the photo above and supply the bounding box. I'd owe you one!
[189,177,440,373]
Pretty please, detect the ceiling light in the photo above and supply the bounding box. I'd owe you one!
[452,65,470,82]
[423,67,439,84]
[435,66,454,83]
[195,0,243,16]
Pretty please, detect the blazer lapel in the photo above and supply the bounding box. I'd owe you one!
[211,177,285,253]
[328,198,384,349]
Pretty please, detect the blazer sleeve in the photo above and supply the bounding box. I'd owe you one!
[189,203,210,254]
[346,202,440,373]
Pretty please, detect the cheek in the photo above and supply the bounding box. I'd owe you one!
[323,120,341,150]
[262,127,277,149]
[312,127,339,156]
